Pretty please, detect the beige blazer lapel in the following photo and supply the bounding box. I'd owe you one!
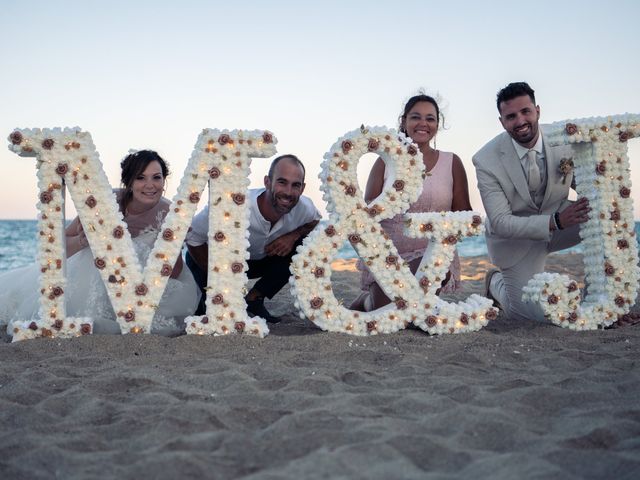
[499,135,537,209]
[541,140,571,210]
[542,137,557,207]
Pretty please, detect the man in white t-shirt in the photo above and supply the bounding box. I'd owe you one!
[186,154,321,323]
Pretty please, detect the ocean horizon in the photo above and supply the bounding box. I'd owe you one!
[1,219,637,274]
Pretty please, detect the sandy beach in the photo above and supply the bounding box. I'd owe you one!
[1,253,639,479]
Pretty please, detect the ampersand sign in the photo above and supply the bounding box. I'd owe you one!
[290,126,496,335]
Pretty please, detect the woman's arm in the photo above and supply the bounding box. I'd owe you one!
[450,153,472,211]
[65,217,89,257]
[364,157,386,204]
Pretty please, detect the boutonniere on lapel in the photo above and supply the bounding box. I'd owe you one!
[559,158,574,184]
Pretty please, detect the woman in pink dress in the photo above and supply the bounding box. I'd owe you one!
[351,94,472,311]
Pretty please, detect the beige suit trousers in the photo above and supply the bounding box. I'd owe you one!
[489,224,581,321]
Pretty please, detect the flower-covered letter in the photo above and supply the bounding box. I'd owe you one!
[290,127,496,335]
[8,128,276,341]
[523,115,640,329]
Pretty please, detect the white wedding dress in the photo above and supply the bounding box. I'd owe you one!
[0,202,200,337]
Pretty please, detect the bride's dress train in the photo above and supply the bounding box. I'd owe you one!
[0,229,200,336]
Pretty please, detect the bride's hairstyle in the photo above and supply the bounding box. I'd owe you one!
[119,150,170,213]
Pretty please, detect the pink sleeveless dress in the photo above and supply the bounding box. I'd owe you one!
[359,151,461,293]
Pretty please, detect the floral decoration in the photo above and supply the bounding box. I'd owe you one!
[523,114,640,330]
[7,127,276,341]
[177,129,277,339]
[558,158,574,184]
[290,126,494,335]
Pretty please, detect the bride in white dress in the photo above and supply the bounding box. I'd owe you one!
[0,150,200,336]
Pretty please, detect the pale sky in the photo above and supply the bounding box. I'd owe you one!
[1,0,639,219]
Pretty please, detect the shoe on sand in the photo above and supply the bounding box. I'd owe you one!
[606,312,640,329]
[246,298,280,324]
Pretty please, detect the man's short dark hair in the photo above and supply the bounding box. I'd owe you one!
[496,82,536,113]
[268,154,306,181]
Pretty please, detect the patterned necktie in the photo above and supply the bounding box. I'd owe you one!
[527,149,541,191]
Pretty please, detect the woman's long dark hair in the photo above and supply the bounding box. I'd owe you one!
[119,150,170,213]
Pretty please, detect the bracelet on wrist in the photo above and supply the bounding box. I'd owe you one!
[554,211,564,230]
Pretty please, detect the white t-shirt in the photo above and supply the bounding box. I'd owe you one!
[186,188,321,260]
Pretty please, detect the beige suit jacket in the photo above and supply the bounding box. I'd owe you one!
[472,130,574,269]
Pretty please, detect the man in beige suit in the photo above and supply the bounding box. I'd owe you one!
[473,82,590,321]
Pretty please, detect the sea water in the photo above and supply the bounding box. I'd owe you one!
[1,219,638,273]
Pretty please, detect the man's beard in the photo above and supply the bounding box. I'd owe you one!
[511,122,538,146]
[269,190,297,214]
